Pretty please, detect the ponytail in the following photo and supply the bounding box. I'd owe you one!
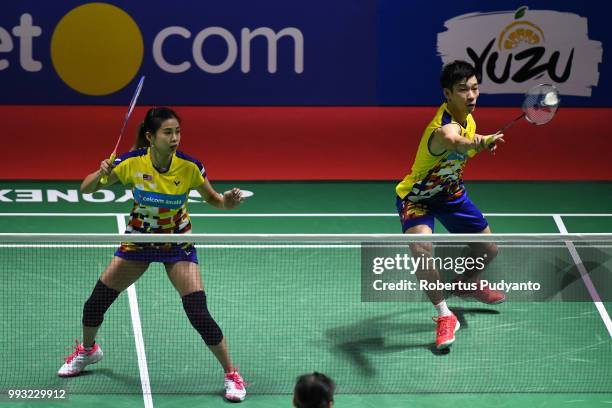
[133,122,150,150]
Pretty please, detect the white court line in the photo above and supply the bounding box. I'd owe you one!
[553,215,612,338]
[0,213,122,217]
[4,244,612,249]
[117,215,153,407]
[485,213,612,217]
[0,244,361,248]
[1,212,612,217]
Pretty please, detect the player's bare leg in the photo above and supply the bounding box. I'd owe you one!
[406,224,460,349]
[166,261,246,401]
[58,258,148,377]
[453,226,505,304]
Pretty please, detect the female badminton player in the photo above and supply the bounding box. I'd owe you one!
[395,60,505,350]
[57,107,246,402]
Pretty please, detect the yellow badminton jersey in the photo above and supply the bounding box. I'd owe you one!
[395,103,477,201]
[112,148,206,234]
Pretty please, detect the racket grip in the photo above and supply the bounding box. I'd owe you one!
[485,133,504,148]
[99,153,116,185]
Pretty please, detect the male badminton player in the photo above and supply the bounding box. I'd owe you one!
[395,60,505,349]
[58,107,247,402]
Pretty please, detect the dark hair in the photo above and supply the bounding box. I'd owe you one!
[294,372,335,408]
[133,107,181,149]
[439,60,480,90]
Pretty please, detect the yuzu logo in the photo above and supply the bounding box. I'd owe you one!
[50,3,144,96]
[1,2,304,96]
[498,20,544,50]
[437,7,602,96]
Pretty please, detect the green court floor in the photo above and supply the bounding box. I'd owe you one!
[1,181,611,408]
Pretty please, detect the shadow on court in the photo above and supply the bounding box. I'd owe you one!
[325,308,500,376]
[451,306,500,329]
[59,368,143,394]
[542,252,611,301]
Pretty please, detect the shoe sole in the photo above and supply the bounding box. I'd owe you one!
[437,320,461,350]
[225,394,246,402]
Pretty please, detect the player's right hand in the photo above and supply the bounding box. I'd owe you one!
[99,159,113,177]
[485,133,505,154]
[473,134,487,152]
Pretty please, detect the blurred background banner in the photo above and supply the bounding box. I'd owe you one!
[0,0,377,105]
[0,1,609,179]
[379,2,606,107]
[0,1,606,105]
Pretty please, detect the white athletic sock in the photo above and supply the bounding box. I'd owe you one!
[435,300,452,317]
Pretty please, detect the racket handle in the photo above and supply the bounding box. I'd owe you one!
[99,153,116,185]
[466,135,496,157]
[497,112,525,134]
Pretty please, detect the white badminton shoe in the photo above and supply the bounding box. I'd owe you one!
[58,341,103,377]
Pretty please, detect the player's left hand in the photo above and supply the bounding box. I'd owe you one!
[223,188,244,209]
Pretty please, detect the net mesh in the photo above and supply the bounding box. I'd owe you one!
[523,84,560,125]
[1,234,611,395]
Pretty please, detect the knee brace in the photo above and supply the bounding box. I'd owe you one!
[182,291,223,346]
[82,280,120,327]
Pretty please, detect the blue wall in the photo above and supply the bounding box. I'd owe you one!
[0,1,607,106]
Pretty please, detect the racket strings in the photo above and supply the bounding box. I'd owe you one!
[522,85,559,125]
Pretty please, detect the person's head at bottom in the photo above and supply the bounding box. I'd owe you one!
[293,372,335,408]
